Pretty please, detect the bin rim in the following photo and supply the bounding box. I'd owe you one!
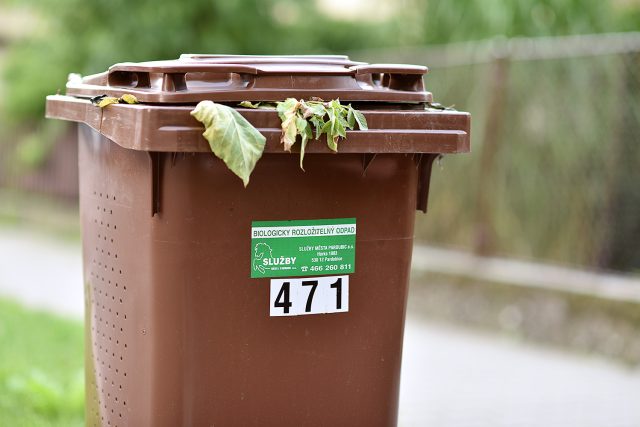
[45,94,470,155]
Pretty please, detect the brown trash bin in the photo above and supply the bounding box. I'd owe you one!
[45,55,470,427]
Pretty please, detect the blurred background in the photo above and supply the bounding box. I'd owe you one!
[0,0,639,425]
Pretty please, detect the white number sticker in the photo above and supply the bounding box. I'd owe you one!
[270,275,349,317]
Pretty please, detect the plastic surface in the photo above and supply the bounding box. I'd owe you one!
[45,54,471,427]
[64,54,431,104]
[80,126,419,426]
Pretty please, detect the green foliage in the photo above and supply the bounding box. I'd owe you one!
[2,0,392,122]
[397,0,619,44]
[244,98,368,169]
[0,298,84,426]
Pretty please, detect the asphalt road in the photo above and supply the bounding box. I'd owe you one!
[1,226,639,426]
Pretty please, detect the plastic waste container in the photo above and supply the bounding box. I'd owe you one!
[46,54,470,427]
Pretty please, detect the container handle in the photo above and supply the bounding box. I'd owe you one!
[351,64,427,92]
[108,62,259,92]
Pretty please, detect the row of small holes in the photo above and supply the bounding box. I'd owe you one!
[91,191,127,426]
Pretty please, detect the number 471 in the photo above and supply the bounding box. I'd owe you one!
[270,275,349,317]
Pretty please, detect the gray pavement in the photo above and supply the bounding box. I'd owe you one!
[1,225,639,426]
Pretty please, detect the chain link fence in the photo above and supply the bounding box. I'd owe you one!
[356,33,640,273]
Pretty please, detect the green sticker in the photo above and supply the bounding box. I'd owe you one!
[251,218,356,278]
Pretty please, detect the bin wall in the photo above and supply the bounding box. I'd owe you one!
[80,124,419,427]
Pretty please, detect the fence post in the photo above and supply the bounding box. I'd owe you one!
[597,52,640,270]
[473,52,510,256]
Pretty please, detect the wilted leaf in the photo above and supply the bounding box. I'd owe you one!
[191,100,266,187]
[240,101,260,108]
[279,99,300,151]
[120,94,139,104]
[277,98,299,121]
[97,97,119,108]
[302,102,325,119]
[297,117,313,170]
[239,101,277,109]
[273,98,368,166]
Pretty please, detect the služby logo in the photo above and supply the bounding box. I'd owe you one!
[253,243,297,274]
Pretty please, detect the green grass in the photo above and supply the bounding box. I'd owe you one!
[0,298,84,426]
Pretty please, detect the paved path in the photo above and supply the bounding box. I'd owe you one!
[0,226,83,318]
[1,226,639,426]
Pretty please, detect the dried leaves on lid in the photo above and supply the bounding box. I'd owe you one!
[90,94,139,108]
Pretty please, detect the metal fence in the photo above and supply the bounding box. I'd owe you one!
[356,33,640,273]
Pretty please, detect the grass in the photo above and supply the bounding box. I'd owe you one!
[0,298,84,426]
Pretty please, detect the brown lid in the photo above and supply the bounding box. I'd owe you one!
[66,54,431,104]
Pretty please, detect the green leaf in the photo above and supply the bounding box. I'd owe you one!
[239,101,260,108]
[347,106,356,129]
[310,116,324,140]
[277,98,299,121]
[327,134,338,152]
[302,102,326,119]
[334,119,346,138]
[353,110,368,130]
[191,100,266,187]
[295,116,308,137]
[240,101,277,110]
[298,119,313,171]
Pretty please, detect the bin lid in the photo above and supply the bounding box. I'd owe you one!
[66,54,432,104]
